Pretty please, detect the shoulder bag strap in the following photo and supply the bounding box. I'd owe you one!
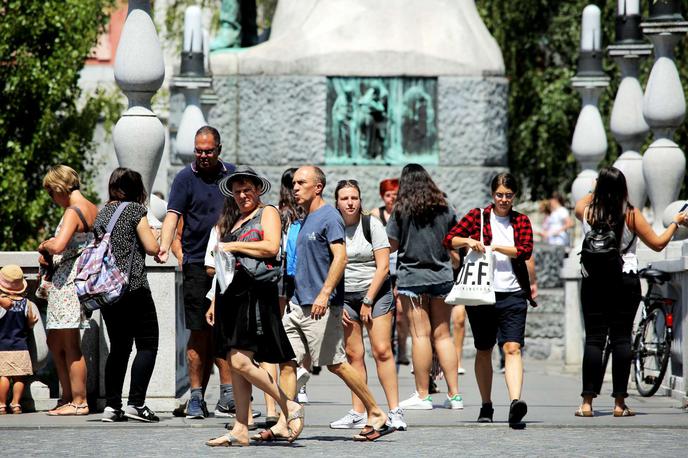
[362,214,372,245]
[67,206,90,232]
[106,202,129,234]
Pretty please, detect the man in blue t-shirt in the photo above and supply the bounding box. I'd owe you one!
[265,166,393,441]
[156,126,235,419]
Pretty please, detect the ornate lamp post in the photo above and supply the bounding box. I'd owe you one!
[640,1,688,231]
[609,0,653,208]
[571,5,610,204]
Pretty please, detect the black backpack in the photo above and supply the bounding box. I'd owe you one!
[580,220,635,279]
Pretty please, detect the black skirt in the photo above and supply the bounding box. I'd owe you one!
[214,268,295,363]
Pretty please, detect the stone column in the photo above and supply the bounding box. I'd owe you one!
[641,10,688,231]
[608,9,652,209]
[570,5,609,205]
[112,0,166,194]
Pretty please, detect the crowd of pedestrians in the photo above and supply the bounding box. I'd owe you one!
[3,124,684,446]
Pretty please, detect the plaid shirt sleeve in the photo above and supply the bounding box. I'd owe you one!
[513,213,533,261]
[444,208,480,248]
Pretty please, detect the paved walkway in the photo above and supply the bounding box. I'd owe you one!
[1,358,686,456]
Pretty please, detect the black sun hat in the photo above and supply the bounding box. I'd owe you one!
[219,166,272,198]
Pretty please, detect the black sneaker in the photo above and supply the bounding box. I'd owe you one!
[124,405,160,423]
[101,406,128,422]
[477,403,494,423]
[428,378,440,395]
[508,399,527,426]
[214,400,236,418]
[201,400,210,418]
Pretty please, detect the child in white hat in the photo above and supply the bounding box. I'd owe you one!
[0,265,38,414]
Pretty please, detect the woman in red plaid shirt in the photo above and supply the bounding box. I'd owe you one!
[444,173,534,427]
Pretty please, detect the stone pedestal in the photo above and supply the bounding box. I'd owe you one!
[561,254,585,371]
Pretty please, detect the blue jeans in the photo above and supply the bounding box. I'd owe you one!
[397,281,454,299]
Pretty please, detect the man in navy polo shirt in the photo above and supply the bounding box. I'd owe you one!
[157,126,235,419]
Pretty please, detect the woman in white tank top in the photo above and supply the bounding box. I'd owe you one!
[574,166,686,418]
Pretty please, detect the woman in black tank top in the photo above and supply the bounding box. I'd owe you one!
[206,167,303,447]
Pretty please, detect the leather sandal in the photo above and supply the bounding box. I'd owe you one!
[10,403,22,414]
[206,433,249,447]
[0,405,6,415]
[286,406,305,443]
[574,406,593,417]
[251,426,291,442]
[47,402,89,416]
[353,423,395,441]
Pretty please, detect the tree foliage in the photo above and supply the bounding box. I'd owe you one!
[476,1,688,200]
[0,0,116,250]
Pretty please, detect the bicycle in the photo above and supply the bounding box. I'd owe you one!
[598,268,674,397]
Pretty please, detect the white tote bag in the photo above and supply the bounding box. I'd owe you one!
[445,209,496,306]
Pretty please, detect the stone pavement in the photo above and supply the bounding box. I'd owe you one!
[1,358,687,457]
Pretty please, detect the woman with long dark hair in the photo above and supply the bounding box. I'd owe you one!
[445,172,535,426]
[574,166,686,417]
[96,168,161,422]
[387,164,462,411]
[205,167,302,446]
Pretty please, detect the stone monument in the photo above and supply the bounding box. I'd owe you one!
[201,0,508,214]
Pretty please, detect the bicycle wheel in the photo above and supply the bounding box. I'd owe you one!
[633,307,671,397]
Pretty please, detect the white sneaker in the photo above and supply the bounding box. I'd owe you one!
[296,367,311,391]
[399,392,433,410]
[458,367,466,375]
[297,385,309,404]
[388,407,407,431]
[329,409,368,429]
[443,394,464,410]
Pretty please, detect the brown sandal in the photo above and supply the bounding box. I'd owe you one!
[574,406,593,417]
[10,403,22,414]
[613,406,635,417]
[0,405,6,415]
[251,426,290,442]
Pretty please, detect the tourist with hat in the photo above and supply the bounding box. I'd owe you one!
[0,265,39,414]
[205,166,302,447]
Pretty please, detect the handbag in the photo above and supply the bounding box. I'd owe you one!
[445,208,496,306]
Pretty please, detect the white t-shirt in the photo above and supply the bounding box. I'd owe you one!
[345,216,391,292]
[544,206,570,246]
[490,212,520,293]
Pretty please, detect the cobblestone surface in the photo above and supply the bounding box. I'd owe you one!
[2,426,683,457]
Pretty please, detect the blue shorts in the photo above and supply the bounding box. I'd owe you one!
[466,290,527,350]
[397,281,454,299]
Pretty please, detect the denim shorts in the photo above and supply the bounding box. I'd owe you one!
[344,280,395,321]
[397,281,454,299]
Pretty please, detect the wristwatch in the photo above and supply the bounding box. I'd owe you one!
[362,296,373,306]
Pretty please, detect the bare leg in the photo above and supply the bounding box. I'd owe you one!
[216,357,232,384]
[261,362,278,417]
[367,311,399,409]
[63,329,87,406]
[187,329,211,391]
[0,376,9,406]
[279,361,298,400]
[343,319,367,413]
[227,368,251,443]
[395,293,409,362]
[47,330,72,404]
[11,376,26,406]
[403,295,432,397]
[475,349,493,404]
[503,342,523,400]
[451,305,466,371]
[581,394,594,412]
[229,351,300,439]
[328,362,386,428]
[430,298,459,397]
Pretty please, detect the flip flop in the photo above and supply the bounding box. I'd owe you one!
[613,406,635,417]
[46,402,89,416]
[9,403,22,414]
[206,433,249,447]
[353,423,395,441]
[287,406,305,443]
[251,426,291,442]
[574,407,594,417]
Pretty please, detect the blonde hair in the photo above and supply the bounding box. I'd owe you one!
[43,165,81,194]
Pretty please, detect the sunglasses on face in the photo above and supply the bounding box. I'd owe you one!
[194,147,218,156]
